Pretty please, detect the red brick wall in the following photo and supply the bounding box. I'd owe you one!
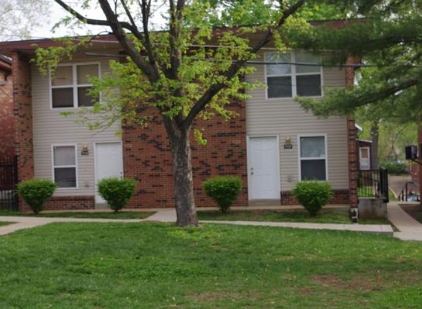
[346,57,359,208]
[0,69,14,160]
[347,117,358,208]
[19,196,96,212]
[12,52,35,211]
[123,99,247,208]
[12,52,34,182]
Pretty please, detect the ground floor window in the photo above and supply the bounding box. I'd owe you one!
[52,145,77,188]
[299,135,327,181]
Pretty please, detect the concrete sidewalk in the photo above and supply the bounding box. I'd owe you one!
[0,203,421,241]
[387,202,422,241]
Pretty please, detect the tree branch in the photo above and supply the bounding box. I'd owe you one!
[184,0,306,128]
[54,0,137,33]
[94,0,159,82]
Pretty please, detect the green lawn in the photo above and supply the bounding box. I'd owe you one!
[0,222,421,308]
[0,221,12,227]
[0,208,389,224]
[198,208,389,225]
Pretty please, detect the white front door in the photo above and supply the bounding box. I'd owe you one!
[359,147,370,170]
[248,136,280,200]
[95,142,123,203]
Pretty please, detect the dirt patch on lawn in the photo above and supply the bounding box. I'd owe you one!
[312,270,422,292]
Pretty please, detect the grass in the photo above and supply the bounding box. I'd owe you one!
[0,221,13,227]
[197,208,390,225]
[0,208,389,224]
[357,186,375,197]
[0,210,154,219]
[0,222,421,309]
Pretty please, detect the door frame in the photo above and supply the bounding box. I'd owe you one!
[94,141,123,203]
[247,135,280,201]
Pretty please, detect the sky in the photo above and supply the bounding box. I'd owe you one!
[34,2,109,39]
[34,1,166,40]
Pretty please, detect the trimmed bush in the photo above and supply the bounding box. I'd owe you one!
[203,176,242,213]
[17,179,57,214]
[292,181,333,217]
[97,177,136,212]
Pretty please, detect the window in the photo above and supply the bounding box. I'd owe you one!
[299,136,327,181]
[53,145,77,188]
[51,64,99,108]
[265,51,322,99]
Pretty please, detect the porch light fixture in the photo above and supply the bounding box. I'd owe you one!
[284,136,293,149]
[405,144,422,166]
[81,144,89,156]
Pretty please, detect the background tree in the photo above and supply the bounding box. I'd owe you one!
[291,0,422,176]
[200,0,345,26]
[295,0,422,122]
[0,0,51,41]
[45,0,317,227]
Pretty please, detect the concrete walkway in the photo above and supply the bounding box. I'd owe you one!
[0,203,421,241]
[387,202,422,241]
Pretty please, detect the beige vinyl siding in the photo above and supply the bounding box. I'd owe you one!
[32,58,121,197]
[246,53,349,191]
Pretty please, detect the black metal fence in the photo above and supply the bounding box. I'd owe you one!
[358,168,389,203]
[0,156,19,211]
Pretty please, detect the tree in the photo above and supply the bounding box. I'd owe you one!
[45,0,312,227]
[199,0,345,27]
[294,0,422,124]
[290,0,422,178]
[0,0,51,41]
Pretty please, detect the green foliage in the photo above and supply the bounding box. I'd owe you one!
[295,6,422,126]
[293,181,333,217]
[97,177,136,212]
[203,176,242,213]
[380,161,408,175]
[17,179,57,214]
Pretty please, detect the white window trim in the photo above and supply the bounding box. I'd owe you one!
[51,144,79,189]
[297,134,328,181]
[49,62,101,109]
[264,51,323,100]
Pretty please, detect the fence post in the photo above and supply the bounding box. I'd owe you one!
[380,168,389,203]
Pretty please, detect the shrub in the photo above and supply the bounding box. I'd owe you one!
[292,181,333,217]
[203,176,242,213]
[17,179,57,214]
[380,161,407,175]
[97,177,136,212]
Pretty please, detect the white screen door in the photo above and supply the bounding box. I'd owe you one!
[359,147,370,170]
[95,142,123,203]
[248,136,279,200]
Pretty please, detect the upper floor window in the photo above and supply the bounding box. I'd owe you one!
[299,135,327,181]
[265,51,322,99]
[51,64,99,108]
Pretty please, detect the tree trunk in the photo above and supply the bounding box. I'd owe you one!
[165,119,199,227]
[370,122,379,169]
